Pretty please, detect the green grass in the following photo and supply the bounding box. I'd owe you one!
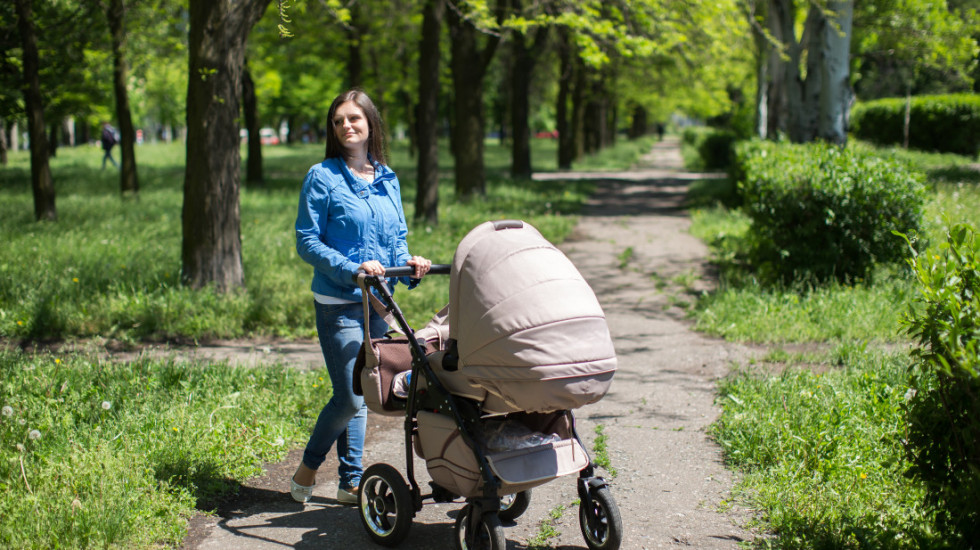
[0,135,655,549]
[712,347,936,549]
[686,140,980,547]
[0,348,322,548]
[0,136,658,343]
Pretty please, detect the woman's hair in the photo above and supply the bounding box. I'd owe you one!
[324,89,387,165]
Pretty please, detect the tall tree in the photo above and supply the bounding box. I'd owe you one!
[508,0,550,179]
[182,0,271,292]
[415,0,444,225]
[447,0,503,200]
[243,62,262,184]
[105,0,139,195]
[14,0,55,221]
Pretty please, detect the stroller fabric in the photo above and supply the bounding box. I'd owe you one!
[445,220,617,413]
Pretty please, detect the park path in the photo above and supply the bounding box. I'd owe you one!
[182,138,759,549]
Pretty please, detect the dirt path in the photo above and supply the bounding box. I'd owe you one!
[181,138,759,549]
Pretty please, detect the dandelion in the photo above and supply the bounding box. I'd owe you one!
[273,437,285,447]
[55,358,61,364]
[101,401,112,410]
[312,383,318,389]
[172,427,179,432]
[17,321,23,326]
[72,278,79,283]
[29,429,41,440]
[16,443,25,452]
[1,405,12,417]
[860,472,868,480]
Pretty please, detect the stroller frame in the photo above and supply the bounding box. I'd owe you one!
[355,265,622,550]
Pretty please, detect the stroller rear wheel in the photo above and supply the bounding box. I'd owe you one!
[497,490,531,522]
[358,464,413,547]
[578,485,623,550]
[454,503,505,550]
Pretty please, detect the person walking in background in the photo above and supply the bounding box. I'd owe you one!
[100,121,118,169]
[291,89,431,505]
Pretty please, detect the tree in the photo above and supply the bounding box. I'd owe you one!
[243,62,262,184]
[447,0,504,200]
[181,0,272,292]
[508,0,550,179]
[14,0,55,221]
[414,0,444,225]
[105,0,139,195]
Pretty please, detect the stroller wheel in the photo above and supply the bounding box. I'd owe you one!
[578,485,623,550]
[497,489,531,522]
[454,504,505,550]
[358,464,413,547]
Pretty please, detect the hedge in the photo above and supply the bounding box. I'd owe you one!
[734,140,926,283]
[850,94,980,157]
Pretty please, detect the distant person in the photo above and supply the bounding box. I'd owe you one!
[291,89,431,505]
[656,122,665,141]
[100,121,118,169]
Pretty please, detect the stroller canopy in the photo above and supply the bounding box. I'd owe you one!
[447,220,616,412]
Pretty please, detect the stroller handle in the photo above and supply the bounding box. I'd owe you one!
[354,264,451,281]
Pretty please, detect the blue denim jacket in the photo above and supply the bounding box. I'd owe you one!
[295,156,413,301]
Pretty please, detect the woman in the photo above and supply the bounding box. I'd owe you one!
[292,89,431,505]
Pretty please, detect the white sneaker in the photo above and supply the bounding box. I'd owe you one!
[290,477,315,503]
[337,486,359,505]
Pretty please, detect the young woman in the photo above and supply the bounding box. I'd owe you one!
[292,89,430,504]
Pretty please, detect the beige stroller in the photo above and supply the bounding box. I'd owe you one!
[353,220,622,550]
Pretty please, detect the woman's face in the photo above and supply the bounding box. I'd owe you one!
[332,101,369,155]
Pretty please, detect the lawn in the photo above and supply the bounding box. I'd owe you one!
[0,134,656,548]
[686,138,980,549]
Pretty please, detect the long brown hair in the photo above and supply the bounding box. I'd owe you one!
[324,89,387,165]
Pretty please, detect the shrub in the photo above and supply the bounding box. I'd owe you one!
[851,94,980,157]
[900,223,980,547]
[681,126,737,171]
[734,140,926,283]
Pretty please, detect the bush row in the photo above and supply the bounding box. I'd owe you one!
[733,140,926,282]
[850,94,980,157]
[681,126,737,171]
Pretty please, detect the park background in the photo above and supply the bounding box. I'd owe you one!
[2,1,980,549]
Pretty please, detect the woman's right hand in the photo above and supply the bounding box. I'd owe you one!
[359,260,385,276]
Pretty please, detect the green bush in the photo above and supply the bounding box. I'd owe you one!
[901,223,980,547]
[734,140,926,283]
[681,126,737,171]
[851,94,980,157]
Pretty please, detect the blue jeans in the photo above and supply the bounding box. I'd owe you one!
[303,301,388,490]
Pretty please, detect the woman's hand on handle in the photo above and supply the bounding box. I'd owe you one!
[406,256,431,279]
[359,260,385,276]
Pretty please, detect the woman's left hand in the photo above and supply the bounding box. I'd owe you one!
[406,256,432,279]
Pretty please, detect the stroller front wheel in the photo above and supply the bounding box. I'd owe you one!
[578,485,623,550]
[454,503,505,550]
[358,463,413,547]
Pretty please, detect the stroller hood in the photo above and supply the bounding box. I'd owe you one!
[447,220,616,412]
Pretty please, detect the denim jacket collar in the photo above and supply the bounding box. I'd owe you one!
[335,155,395,199]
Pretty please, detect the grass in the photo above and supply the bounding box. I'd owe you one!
[0,134,655,548]
[0,136,658,343]
[0,348,322,548]
[685,139,980,548]
[711,347,936,549]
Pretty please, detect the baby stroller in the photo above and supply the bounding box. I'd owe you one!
[353,220,622,550]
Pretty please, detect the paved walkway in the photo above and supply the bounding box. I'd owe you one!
[183,138,758,549]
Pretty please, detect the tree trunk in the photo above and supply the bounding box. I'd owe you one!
[571,53,586,160]
[815,0,853,145]
[107,0,139,195]
[447,1,501,200]
[243,63,263,184]
[556,27,574,169]
[509,20,548,180]
[15,0,56,221]
[0,120,7,166]
[182,0,271,292]
[415,0,443,224]
[347,4,363,89]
